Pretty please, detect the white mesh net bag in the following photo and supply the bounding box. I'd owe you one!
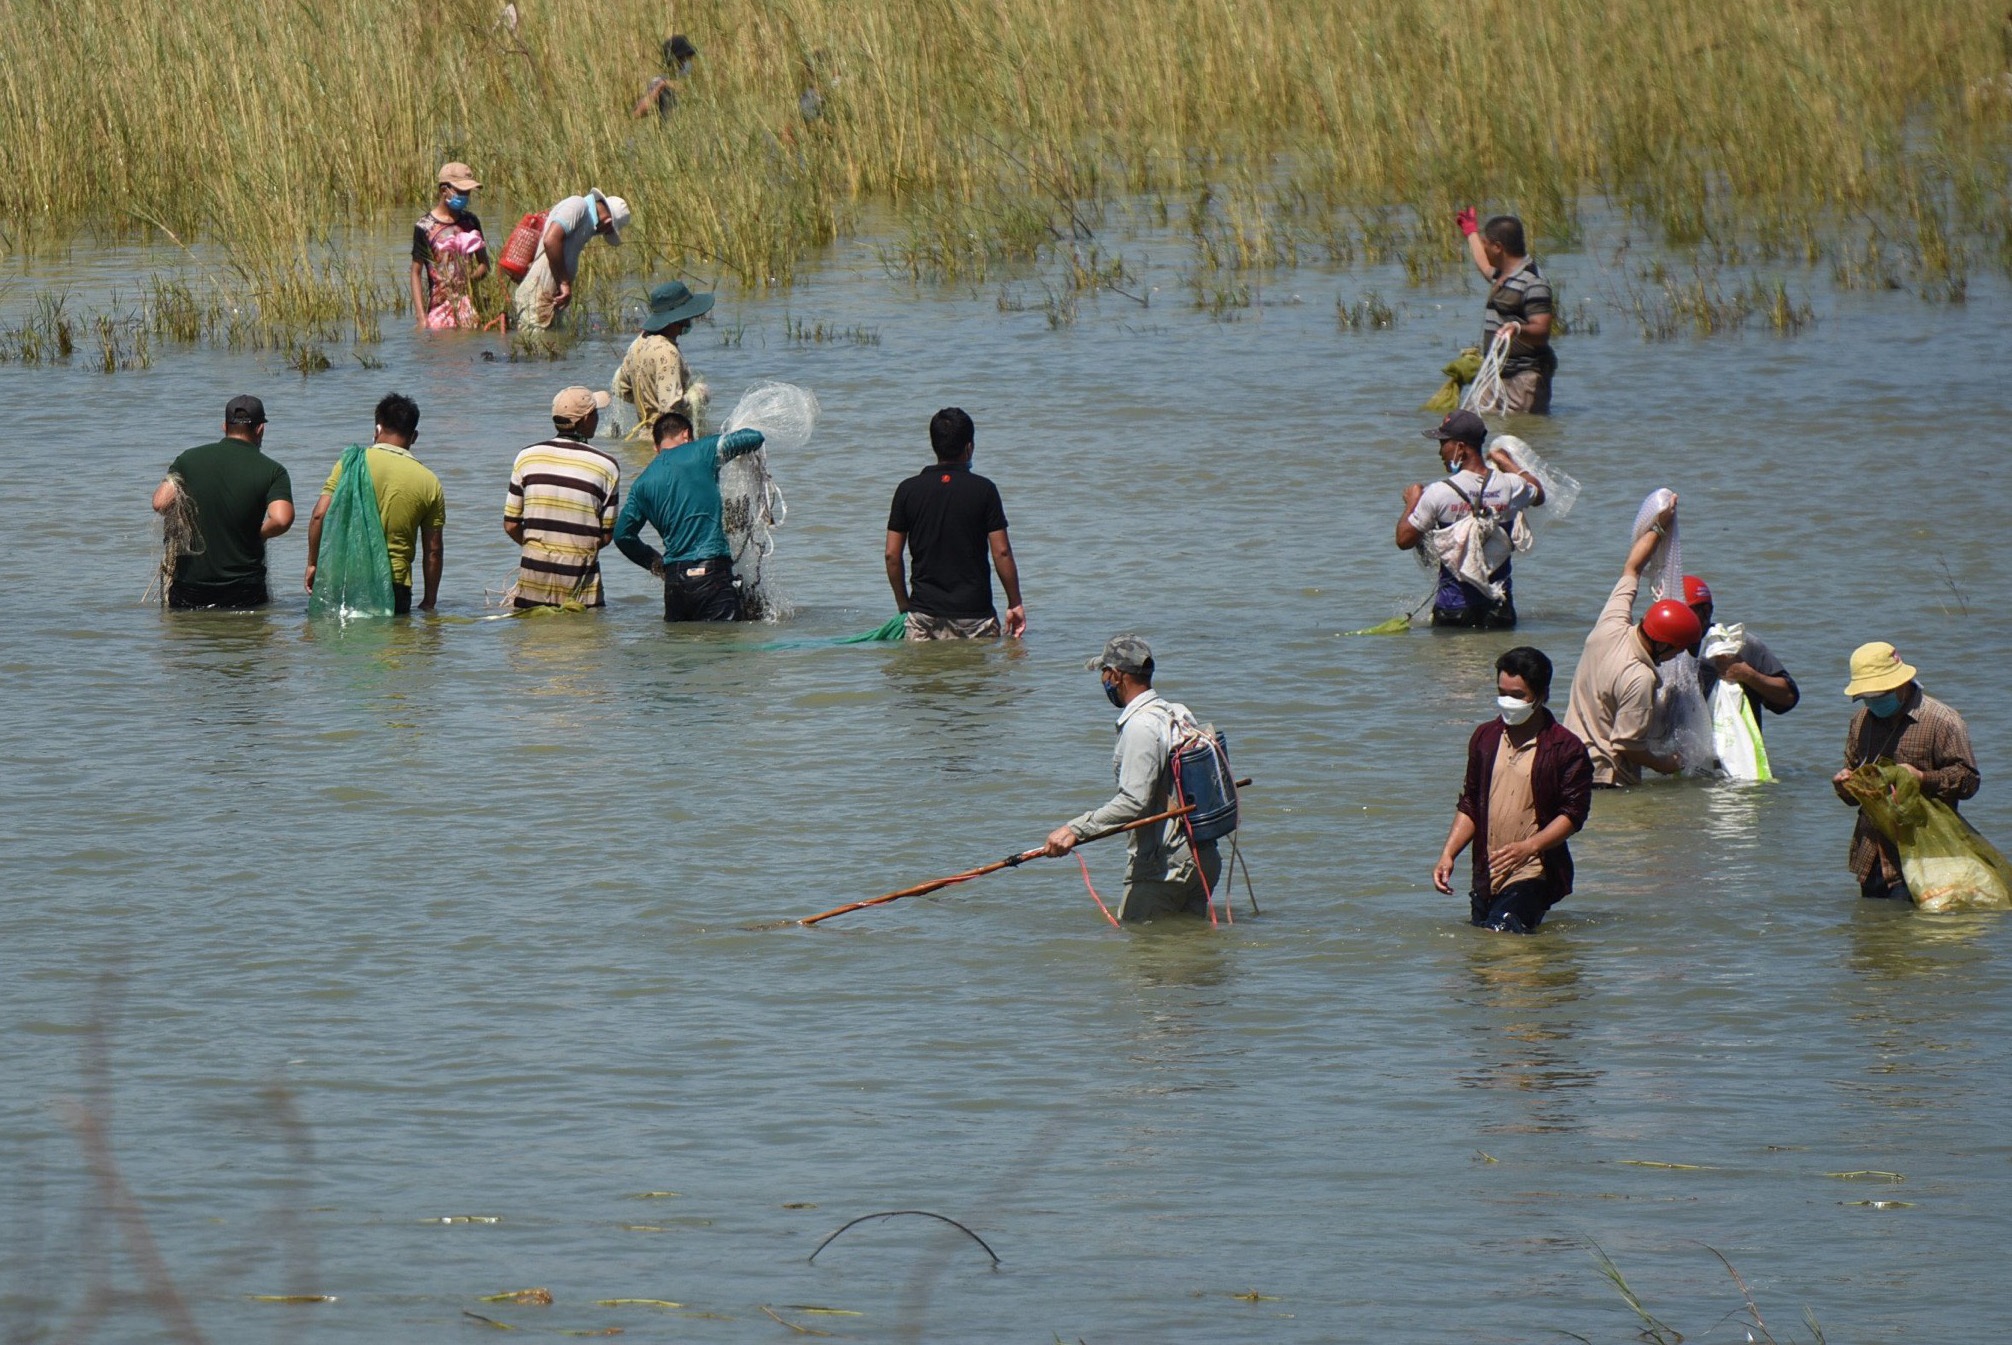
[1631,487,1716,775]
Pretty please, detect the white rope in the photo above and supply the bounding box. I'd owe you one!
[1461,326,1515,416]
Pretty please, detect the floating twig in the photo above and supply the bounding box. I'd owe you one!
[807,1209,999,1266]
[760,1304,832,1335]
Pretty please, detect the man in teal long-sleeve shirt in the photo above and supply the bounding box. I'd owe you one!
[614,411,765,621]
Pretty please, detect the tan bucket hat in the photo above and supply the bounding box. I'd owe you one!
[1843,641,1918,698]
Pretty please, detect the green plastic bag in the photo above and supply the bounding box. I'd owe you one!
[1844,762,2012,912]
[1423,346,1483,412]
[309,444,396,619]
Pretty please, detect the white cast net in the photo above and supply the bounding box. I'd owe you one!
[719,380,819,621]
[1631,487,1716,774]
[1490,433,1580,519]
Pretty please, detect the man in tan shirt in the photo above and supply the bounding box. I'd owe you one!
[613,281,711,439]
[1562,495,1701,786]
[1435,646,1593,932]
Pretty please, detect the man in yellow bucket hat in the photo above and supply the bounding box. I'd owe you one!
[1830,642,1979,901]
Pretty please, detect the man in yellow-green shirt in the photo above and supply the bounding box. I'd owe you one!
[305,392,447,613]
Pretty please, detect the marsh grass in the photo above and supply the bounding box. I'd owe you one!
[783,317,881,346]
[1617,261,1817,341]
[1585,1243,1828,1345]
[1336,291,1398,331]
[0,0,2005,351]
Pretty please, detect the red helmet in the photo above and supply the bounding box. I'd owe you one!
[1682,575,1712,606]
[1641,599,1703,648]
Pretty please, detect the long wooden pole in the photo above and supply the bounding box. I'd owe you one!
[798,803,1197,927]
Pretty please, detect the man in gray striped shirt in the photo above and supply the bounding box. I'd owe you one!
[1457,210,1557,414]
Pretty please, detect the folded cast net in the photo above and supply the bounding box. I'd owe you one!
[148,472,203,604]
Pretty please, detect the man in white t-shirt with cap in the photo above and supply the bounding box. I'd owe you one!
[513,188,631,331]
[1395,409,1545,628]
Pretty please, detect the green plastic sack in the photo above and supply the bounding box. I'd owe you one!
[1844,762,2012,912]
[1423,346,1483,412]
[309,444,396,619]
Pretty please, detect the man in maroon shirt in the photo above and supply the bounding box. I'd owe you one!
[1433,646,1594,933]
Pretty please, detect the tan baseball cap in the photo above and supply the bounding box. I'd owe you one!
[552,386,611,423]
[438,162,481,191]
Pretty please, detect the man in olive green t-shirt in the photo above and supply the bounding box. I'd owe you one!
[305,392,446,613]
[151,393,295,608]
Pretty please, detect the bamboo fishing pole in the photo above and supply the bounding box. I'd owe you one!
[800,802,1201,927]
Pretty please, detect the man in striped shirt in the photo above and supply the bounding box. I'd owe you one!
[503,387,623,608]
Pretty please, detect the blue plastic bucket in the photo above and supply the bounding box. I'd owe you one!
[1173,730,1239,843]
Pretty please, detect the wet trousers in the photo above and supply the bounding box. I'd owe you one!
[1118,843,1223,923]
[1470,877,1562,933]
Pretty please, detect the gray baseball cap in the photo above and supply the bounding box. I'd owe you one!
[1087,634,1154,676]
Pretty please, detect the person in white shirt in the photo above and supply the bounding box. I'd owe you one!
[512,189,631,331]
[1395,410,1545,628]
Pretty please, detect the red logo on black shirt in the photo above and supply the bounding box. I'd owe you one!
[941,474,952,483]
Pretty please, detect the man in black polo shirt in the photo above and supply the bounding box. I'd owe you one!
[150,394,295,608]
[884,407,1026,640]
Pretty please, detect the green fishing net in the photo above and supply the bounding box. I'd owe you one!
[309,444,396,619]
[1844,762,2012,912]
[1423,347,1482,412]
[835,615,907,643]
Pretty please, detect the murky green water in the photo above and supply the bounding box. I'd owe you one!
[3,233,2009,1342]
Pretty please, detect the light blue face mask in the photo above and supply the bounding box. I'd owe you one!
[445,192,471,213]
[1862,691,1903,719]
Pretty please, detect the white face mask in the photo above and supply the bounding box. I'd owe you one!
[1497,695,1537,726]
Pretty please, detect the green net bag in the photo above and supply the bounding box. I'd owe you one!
[1423,346,1482,412]
[1844,762,2012,912]
[309,444,396,619]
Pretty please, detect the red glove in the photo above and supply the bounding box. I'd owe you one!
[1456,207,1479,238]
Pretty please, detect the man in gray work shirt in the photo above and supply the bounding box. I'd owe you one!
[1043,635,1221,922]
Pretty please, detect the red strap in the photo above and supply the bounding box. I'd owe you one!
[1077,853,1120,928]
